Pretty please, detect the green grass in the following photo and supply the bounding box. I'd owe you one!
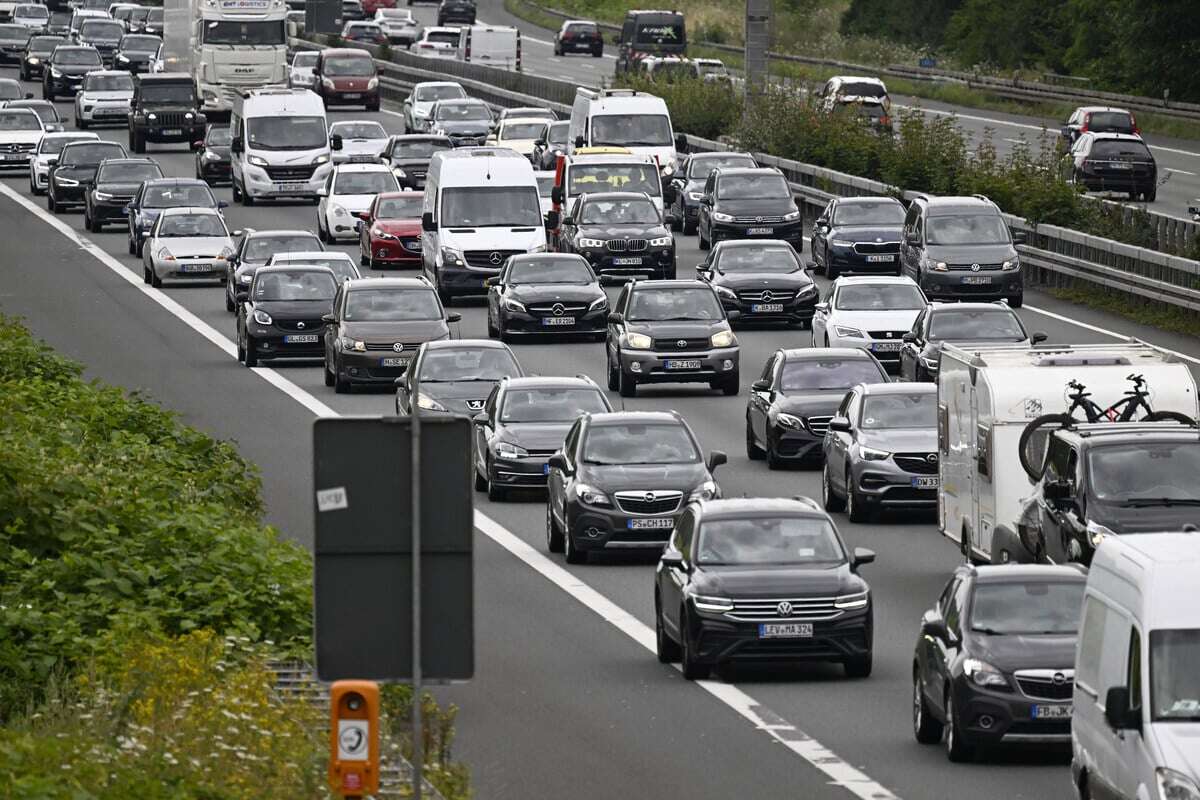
[1047,285,1200,339]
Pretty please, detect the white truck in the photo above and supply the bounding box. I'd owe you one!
[456,24,521,71]
[188,0,290,114]
[937,341,1198,564]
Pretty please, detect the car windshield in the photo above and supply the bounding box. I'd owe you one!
[546,122,569,145]
[415,85,465,101]
[143,184,216,208]
[86,74,133,92]
[0,81,21,101]
[579,198,659,225]
[861,393,936,429]
[20,105,60,125]
[836,283,925,310]
[929,310,1024,340]
[436,103,489,121]
[502,122,547,140]
[375,196,422,219]
[507,258,593,284]
[324,55,374,76]
[81,21,123,39]
[247,116,327,150]
[1087,442,1200,503]
[120,35,159,52]
[441,186,542,228]
[1151,629,1200,722]
[1090,140,1152,160]
[158,214,226,237]
[968,581,1084,635]
[147,9,162,22]
[254,270,336,301]
[697,516,845,566]
[717,174,791,200]
[294,52,318,67]
[833,201,905,226]
[40,135,95,155]
[51,13,72,25]
[390,139,450,159]
[17,6,48,19]
[627,287,722,321]
[634,22,683,45]
[779,358,883,392]
[418,348,520,382]
[61,143,124,164]
[1087,111,1134,132]
[837,81,886,98]
[30,36,65,52]
[425,30,459,45]
[140,84,194,105]
[56,48,102,66]
[98,162,161,183]
[583,422,698,465]
[715,245,799,272]
[206,126,232,146]
[129,8,149,22]
[332,122,386,140]
[244,235,321,261]
[274,257,356,281]
[0,111,41,132]
[500,387,607,422]
[344,288,442,321]
[202,19,285,45]
[926,214,1010,245]
[590,114,672,147]
[568,163,660,197]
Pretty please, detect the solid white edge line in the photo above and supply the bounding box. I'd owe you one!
[0,179,901,800]
[1021,302,1200,366]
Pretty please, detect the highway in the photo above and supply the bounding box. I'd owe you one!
[3,51,1200,800]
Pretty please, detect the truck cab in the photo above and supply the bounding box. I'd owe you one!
[191,0,289,114]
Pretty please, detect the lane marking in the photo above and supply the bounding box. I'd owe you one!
[1166,167,1198,176]
[1021,302,1200,366]
[0,178,901,800]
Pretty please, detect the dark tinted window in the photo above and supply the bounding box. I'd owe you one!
[833,201,905,226]
[928,309,1024,340]
[434,102,489,121]
[375,196,423,219]
[40,135,95,155]
[97,162,162,183]
[1088,442,1200,503]
[968,581,1084,635]
[500,387,608,422]
[508,258,594,284]
[565,22,597,33]
[254,270,336,301]
[61,143,125,164]
[426,30,460,45]
[343,288,441,321]
[579,198,659,225]
[715,244,800,273]
[1089,140,1152,160]
[590,114,672,147]
[697,516,845,565]
[583,422,698,464]
[0,24,31,39]
[244,235,321,261]
[29,36,65,52]
[837,81,886,98]
[1087,111,1134,132]
[441,186,541,227]
[546,121,569,145]
[627,287,722,321]
[717,174,791,200]
[417,348,521,382]
[779,358,884,392]
[140,83,195,105]
[202,19,285,45]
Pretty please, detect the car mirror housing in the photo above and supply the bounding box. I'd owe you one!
[706,450,727,472]
[659,550,685,569]
[1104,686,1141,731]
[446,312,462,323]
[921,613,950,641]
[235,291,249,302]
[852,547,875,568]
[750,379,770,393]
[901,332,917,344]
[472,411,490,426]
[547,453,570,473]
[329,133,343,151]
[606,311,623,324]
[421,211,436,232]
[827,416,851,433]
[321,313,336,324]
[1031,331,1048,344]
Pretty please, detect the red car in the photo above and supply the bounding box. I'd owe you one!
[314,47,380,111]
[358,191,424,268]
[362,0,395,14]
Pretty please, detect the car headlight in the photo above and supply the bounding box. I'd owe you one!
[625,332,652,350]
[496,441,528,458]
[574,483,611,507]
[313,153,330,166]
[372,227,396,240]
[322,77,335,89]
[830,239,854,248]
[251,309,273,325]
[711,211,735,222]
[649,235,672,247]
[239,273,253,283]
[783,210,800,221]
[587,295,608,311]
[577,237,605,249]
[529,243,547,253]
[55,176,79,186]
[147,112,156,121]
[331,204,348,217]
[833,325,864,338]
[27,56,39,64]
[503,297,526,313]
[692,594,733,613]
[962,658,1008,689]
[798,284,818,297]
[687,192,704,201]
[920,356,939,371]
[1002,257,1020,271]
[341,337,366,352]
[416,392,447,412]
[392,167,407,178]
[1156,768,1200,800]
[115,54,127,63]
[689,480,717,502]
[710,330,735,348]
[247,155,268,168]
[776,413,804,430]
[184,111,194,120]
[930,260,948,271]
[203,150,220,161]
[714,285,737,300]
[860,446,890,461]
[50,67,62,77]
[834,591,870,610]
[1086,520,1116,548]
[93,191,113,200]
[439,246,465,267]
[156,247,174,261]
[367,76,378,90]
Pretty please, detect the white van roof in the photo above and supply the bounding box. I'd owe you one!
[575,87,669,116]
[234,88,325,117]
[1091,533,1200,630]
[430,146,534,187]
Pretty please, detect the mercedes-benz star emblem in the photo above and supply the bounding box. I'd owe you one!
[643,492,656,502]
[551,303,565,317]
[489,251,503,265]
[970,263,982,272]
[886,331,894,338]
[761,290,774,302]
[926,453,939,464]
[392,342,404,353]
[676,339,688,348]
[776,601,793,616]
[296,321,305,329]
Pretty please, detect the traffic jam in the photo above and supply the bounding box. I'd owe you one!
[1,0,1197,796]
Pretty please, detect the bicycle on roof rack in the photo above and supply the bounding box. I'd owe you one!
[1017,374,1196,480]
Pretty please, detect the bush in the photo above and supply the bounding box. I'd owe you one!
[615,74,741,142]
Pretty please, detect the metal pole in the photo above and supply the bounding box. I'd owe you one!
[744,0,771,119]
[410,386,423,800]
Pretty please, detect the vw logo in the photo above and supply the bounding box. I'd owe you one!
[643,492,656,502]
[392,342,404,353]
[970,263,982,272]
[488,251,503,265]
[676,339,688,349]
[296,321,305,329]
[551,302,566,317]
[761,290,774,302]
[465,400,483,411]
[776,601,793,616]
[926,453,939,464]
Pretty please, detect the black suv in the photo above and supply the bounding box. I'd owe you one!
[556,191,675,280]
[114,33,162,73]
[605,279,739,397]
[43,44,102,99]
[614,9,685,75]
[226,229,324,312]
[437,0,476,26]
[485,253,608,341]
[745,347,888,469]
[472,375,612,500]
[696,239,818,327]
[899,302,1044,382]
[128,73,205,153]
[83,156,163,232]
[811,196,906,279]
[545,410,726,563]
[394,339,523,416]
[46,139,127,213]
[380,134,452,190]
[667,151,757,235]
[236,265,339,366]
[1061,133,1158,202]
[913,564,1087,762]
[20,34,64,81]
[532,121,569,171]
[697,167,803,253]
[76,18,124,66]
[899,195,1025,306]
[194,124,231,185]
[655,497,875,680]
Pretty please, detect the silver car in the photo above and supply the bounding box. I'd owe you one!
[142,206,235,287]
[288,50,318,90]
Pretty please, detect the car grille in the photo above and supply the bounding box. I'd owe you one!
[652,337,709,352]
[149,111,192,128]
[732,215,784,224]
[947,262,1003,271]
[464,249,522,269]
[613,490,682,515]
[868,330,906,340]
[1015,670,1075,701]
[264,164,317,181]
[606,238,647,252]
[736,289,796,303]
[805,415,833,436]
[852,241,901,255]
[726,596,842,622]
[407,169,426,180]
[0,142,35,154]
[527,302,588,315]
[448,134,486,146]
[364,341,416,352]
[893,453,939,475]
[276,318,325,332]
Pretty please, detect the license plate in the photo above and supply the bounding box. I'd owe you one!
[759,623,813,639]
[627,517,673,530]
[541,316,575,326]
[746,227,774,235]
[664,359,701,370]
[912,476,939,489]
[1,154,25,161]
[275,182,306,191]
[751,303,784,313]
[380,356,409,367]
[612,256,642,265]
[1032,704,1072,719]
[180,263,211,272]
[1107,163,1131,170]
[865,254,895,263]
[871,341,901,352]
[961,275,992,285]
[162,128,182,136]
[284,334,318,343]
[343,93,361,99]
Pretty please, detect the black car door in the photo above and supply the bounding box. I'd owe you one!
[812,200,834,266]
[324,284,344,363]
[127,182,144,239]
[748,350,779,444]
[558,196,581,253]
[900,308,927,380]
[698,171,717,235]
[548,419,581,529]
[921,575,960,712]
[658,507,696,637]
[473,384,499,476]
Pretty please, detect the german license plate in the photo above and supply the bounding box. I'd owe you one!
[746,227,774,235]
[275,182,306,191]
[284,334,318,343]
[759,623,812,639]
[1,154,25,161]
[912,476,939,489]
[1107,163,1131,170]
[627,517,673,530]
[380,356,409,367]
[1032,704,1072,719]
[343,93,361,99]
[162,128,182,136]
[871,341,901,352]
[962,275,992,284]
[866,254,895,263]
[612,256,642,265]
[542,316,575,326]
[664,359,701,370]
[751,303,784,313]
[180,263,211,272]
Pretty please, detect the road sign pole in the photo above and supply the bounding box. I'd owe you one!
[410,390,424,800]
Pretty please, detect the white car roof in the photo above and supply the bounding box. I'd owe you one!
[422,27,459,35]
[414,80,463,89]
[43,131,100,140]
[831,75,886,87]
[832,275,920,287]
[84,69,133,79]
[331,119,386,131]
[159,206,222,217]
[273,250,354,261]
[333,162,394,174]
[501,116,550,127]
[1083,132,1146,142]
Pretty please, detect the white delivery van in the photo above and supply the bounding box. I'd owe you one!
[568,87,680,185]
[457,25,521,71]
[229,88,334,204]
[938,341,1198,564]
[1071,532,1200,800]
[420,147,548,303]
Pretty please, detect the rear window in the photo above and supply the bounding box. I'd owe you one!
[837,81,886,99]
[565,23,597,34]
[1089,140,1152,160]
[1087,111,1134,133]
[426,30,460,45]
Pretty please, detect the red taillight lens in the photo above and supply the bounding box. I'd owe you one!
[1130,113,1140,135]
[880,115,890,126]
[1081,113,1090,132]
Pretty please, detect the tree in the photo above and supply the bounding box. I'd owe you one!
[840,0,963,48]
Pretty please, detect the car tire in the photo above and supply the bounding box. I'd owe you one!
[77,117,88,130]
[150,268,162,288]
[766,438,785,470]
[679,609,709,680]
[846,466,870,522]
[242,188,254,207]
[720,372,739,396]
[607,352,618,391]
[142,264,151,284]
[682,217,697,236]
[944,691,975,763]
[231,179,242,203]
[243,335,259,367]
[655,596,681,663]
[669,209,681,232]
[745,417,764,460]
[486,314,498,338]
[825,250,839,280]
[617,366,636,397]
[324,358,335,387]
[131,130,144,153]
[913,670,944,743]
[486,477,506,502]
[844,654,872,678]
[821,463,845,512]
[698,226,710,251]
[564,526,586,564]
[44,86,54,101]
[1145,186,1157,202]
[545,502,564,553]
[360,249,369,267]
[333,359,349,393]
[1007,294,1023,308]
[592,48,602,57]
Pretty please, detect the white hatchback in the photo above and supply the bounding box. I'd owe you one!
[810,275,928,368]
[74,70,134,127]
[329,119,389,164]
[317,162,400,243]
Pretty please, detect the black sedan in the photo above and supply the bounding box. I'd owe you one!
[655,497,875,680]
[698,167,803,252]
[0,24,30,66]
[19,34,64,81]
[46,139,127,212]
[394,339,523,416]
[811,196,905,279]
[552,20,603,57]
[126,177,223,257]
[557,191,675,280]
[194,124,231,185]
[696,239,818,327]
[668,151,757,235]
[899,302,1043,382]
[113,33,161,73]
[1062,132,1158,202]
[237,266,339,366]
[43,45,103,100]
[531,121,568,171]
[84,157,163,232]
[486,253,608,342]
[379,134,452,190]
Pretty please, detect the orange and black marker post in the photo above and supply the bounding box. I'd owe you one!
[329,680,380,799]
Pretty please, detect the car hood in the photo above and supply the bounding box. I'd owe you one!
[329,193,377,213]
[859,428,937,453]
[507,283,603,304]
[578,461,709,494]
[968,632,1077,673]
[340,139,387,156]
[496,138,537,154]
[153,235,233,255]
[1087,501,1200,534]
[577,223,669,239]
[828,224,903,242]
[206,145,231,158]
[55,164,101,181]
[440,227,545,253]
[411,100,438,116]
[713,198,795,216]
[95,180,149,196]
[624,319,727,340]
[829,308,921,331]
[434,121,490,135]
[53,63,100,75]
[713,270,812,290]
[253,299,334,318]
[1150,723,1200,779]
[774,392,851,418]
[923,243,1017,264]
[421,379,501,413]
[501,421,572,451]
[387,156,432,170]
[691,562,861,598]
[373,219,421,236]
[340,319,448,342]
[81,90,132,102]
[0,131,42,144]
[118,49,156,59]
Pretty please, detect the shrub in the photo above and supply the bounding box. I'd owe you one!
[615,74,741,141]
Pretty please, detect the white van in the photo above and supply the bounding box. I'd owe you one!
[420,147,547,303]
[457,25,521,71]
[938,341,1198,564]
[1071,532,1200,800]
[229,88,334,203]
[568,88,679,184]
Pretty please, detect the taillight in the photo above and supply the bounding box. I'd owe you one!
[880,115,890,126]
[1081,113,1090,132]
[1130,113,1140,135]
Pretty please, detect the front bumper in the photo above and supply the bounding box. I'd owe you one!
[50,180,89,203]
[500,305,607,335]
[0,46,24,63]
[719,294,817,325]
[136,121,205,144]
[337,347,414,385]
[710,219,803,251]
[768,422,825,463]
[246,324,327,360]
[850,460,938,508]
[366,235,422,266]
[566,503,682,552]
[618,345,739,385]
[90,196,132,222]
[198,158,231,182]
[577,247,675,279]
[439,264,500,297]
[150,255,229,282]
[0,151,33,169]
[825,333,906,366]
[243,162,332,199]
[920,269,1022,301]
[950,679,1073,746]
[825,244,900,273]
[691,606,871,665]
[488,453,553,488]
[78,101,131,123]
[114,57,151,72]
[323,88,379,106]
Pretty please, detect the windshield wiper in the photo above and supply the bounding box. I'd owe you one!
[1118,497,1200,507]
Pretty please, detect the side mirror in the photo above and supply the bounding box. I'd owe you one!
[852,547,875,568]
[726,310,742,321]
[421,211,435,232]
[230,136,243,154]
[751,379,770,393]
[191,140,204,149]
[316,187,328,197]
[673,133,688,154]
[706,450,727,472]
[472,411,490,426]
[550,185,563,204]
[352,210,370,221]
[921,612,950,642]
[828,416,851,433]
[701,196,713,206]
[606,311,623,324]
[123,204,132,213]
[321,313,336,323]
[561,215,573,226]
[547,453,570,473]
[1031,331,1048,344]
[1012,230,1027,245]
[902,332,917,344]
[904,231,919,245]
[446,312,462,323]
[217,200,228,209]
[24,92,33,99]
[235,290,249,302]
[1060,126,1071,138]
[1105,686,1141,731]
[46,157,58,167]
[534,138,546,147]
[484,276,500,288]
[573,135,585,148]
[330,133,343,151]
[659,550,685,569]
[814,301,829,313]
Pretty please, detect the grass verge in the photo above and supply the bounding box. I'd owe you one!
[1045,285,1200,339]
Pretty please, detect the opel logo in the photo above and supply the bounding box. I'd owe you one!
[761,290,773,302]
[875,237,882,242]
[489,251,503,265]
[392,342,404,352]
[1052,672,1067,685]
[643,492,656,502]
[296,321,305,329]
[776,601,793,616]
[970,263,981,272]
[676,339,687,348]
[926,453,938,464]
[551,302,565,317]
[886,331,894,338]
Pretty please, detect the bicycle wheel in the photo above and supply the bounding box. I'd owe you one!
[1018,413,1077,481]
[1143,411,1197,426]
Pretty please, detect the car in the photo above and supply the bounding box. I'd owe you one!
[141,206,236,288]
[557,191,675,281]
[317,163,401,243]
[109,4,142,32]
[28,131,98,195]
[899,194,1025,307]
[314,47,380,110]
[745,347,889,469]
[19,34,63,80]
[0,107,44,171]
[698,166,803,252]
[605,278,738,397]
[340,20,387,45]
[913,564,1087,761]
[412,26,461,60]
[357,191,423,269]
[12,4,49,32]
[288,50,318,89]
[667,151,757,235]
[486,253,608,341]
[816,75,893,134]
[263,250,362,283]
[696,239,818,328]
[225,229,324,312]
[329,119,389,164]
[322,277,461,392]
[66,10,107,44]
[127,73,206,153]
[374,7,418,45]
[436,0,475,26]
[471,375,612,499]
[236,265,339,366]
[495,106,556,125]
[83,156,162,232]
[1062,132,1158,202]
[426,98,492,146]
[394,339,523,415]
[46,139,126,212]
[1059,105,1139,150]
[340,0,365,21]
[546,410,726,563]
[73,69,133,128]
[810,276,928,370]
[47,11,72,37]
[124,6,151,34]
[42,44,102,99]
[126,177,222,256]
[76,17,123,66]
[140,7,162,35]
[194,124,231,185]
[7,99,65,133]
[531,120,569,171]
[0,23,31,65]
[379,134,451,190]
[112,32,160,72]
[898,301,1045,382]
[488,117,549,160]
[401,81,466,133]
[811,196,905,279]
[552,19,603,57]
[820,382,938,521]
[0,78,26,105]
[654,497,876,679]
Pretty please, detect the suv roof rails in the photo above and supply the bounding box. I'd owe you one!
[911,193,932,203]
[971,193,996,205]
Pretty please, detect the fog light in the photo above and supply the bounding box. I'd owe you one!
[722,359,734,371]
[630,362,642,373]
[584,527,601,539]
[977,714,995,730]
[349,367,359,376]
